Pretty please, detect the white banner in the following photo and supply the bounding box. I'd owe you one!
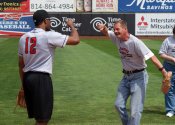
[92,0,118,12]
[30,0,76,12]
[135,13,175,36]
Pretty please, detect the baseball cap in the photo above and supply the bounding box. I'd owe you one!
[33,10,50,26]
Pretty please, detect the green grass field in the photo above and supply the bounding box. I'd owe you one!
[0,37,175,125]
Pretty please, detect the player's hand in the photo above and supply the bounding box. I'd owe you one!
[96,23,105,31]
[66,19,74,28]
[172,57,175,63]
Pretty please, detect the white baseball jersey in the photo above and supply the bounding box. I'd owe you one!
[108,31,154,71]
[18,28,68,74]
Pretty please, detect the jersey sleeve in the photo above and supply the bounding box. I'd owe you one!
[108,31,118,44]
[159,38,168,55]
[135,39,154,60]
[47,31,69,48]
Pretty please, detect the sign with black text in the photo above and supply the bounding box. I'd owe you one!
[49,13,135,36]
[30,0,76,12]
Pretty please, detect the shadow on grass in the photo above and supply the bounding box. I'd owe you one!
[143,106,165,115]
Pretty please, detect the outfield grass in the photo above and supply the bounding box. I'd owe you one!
[0,37,175,125]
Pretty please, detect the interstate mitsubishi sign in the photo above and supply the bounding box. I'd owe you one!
[135,13,175,36]
[118,0,175,12]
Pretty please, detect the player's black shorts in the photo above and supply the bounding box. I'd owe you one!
[23,71,53,122]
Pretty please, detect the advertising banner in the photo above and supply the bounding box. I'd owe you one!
[30,0,76,12]
[135,13,175,36]
[92,0,118,12]
[119,0,175,13]
[49,13,134,36]
[0,13,34,35]
[0,13,135,36]
[0,0,29,12]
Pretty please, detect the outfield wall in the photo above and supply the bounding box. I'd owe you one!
[1,13,175,36]
[0,13,135,36]
[0,0,175,36]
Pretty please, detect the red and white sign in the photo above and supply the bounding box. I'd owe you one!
[136,13,175,36]
[0,0,29,12]
[92,0,118,12]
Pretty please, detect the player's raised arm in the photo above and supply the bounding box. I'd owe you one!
[66,19,80,45]
[96,23,109,37]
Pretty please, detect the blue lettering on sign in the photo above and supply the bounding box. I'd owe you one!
[118,0,175,12]
[0,14,34,33]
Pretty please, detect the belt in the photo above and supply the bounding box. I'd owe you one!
[123,68,145,74]
[25,71,49,75]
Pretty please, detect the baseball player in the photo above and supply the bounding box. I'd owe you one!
[159,26,175,117]
[18,10,80,125]
[96,20,167,125]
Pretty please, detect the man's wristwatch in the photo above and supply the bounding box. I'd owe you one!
[159,67,164,71]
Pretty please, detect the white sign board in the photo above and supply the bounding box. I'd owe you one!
[30,0,76,12]
[92,0,118,12]
[136,13,175,36]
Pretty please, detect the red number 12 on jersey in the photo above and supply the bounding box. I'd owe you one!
[25,37,37,54]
